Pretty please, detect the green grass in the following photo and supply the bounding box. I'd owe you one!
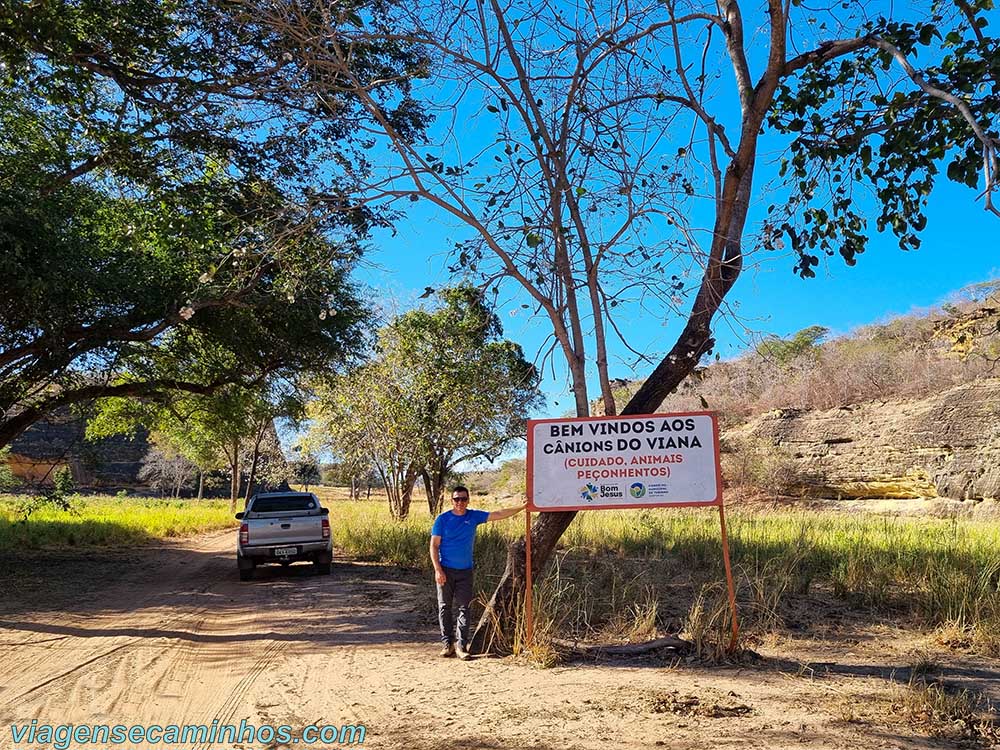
[0,494,235,548]
[5,491,999,654]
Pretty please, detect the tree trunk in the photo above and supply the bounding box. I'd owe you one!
[422,464,447,516]
[422,469,435,515]
[244,421,268,502]
[474,130,762,654]
[197,471,204,500]
[244,445,260,502]
[382,462,418,520]
[228,439,241,513]
[230,468,239,512]
[398,474,416,520]
[376,464,399,518]
[472,509,577,653]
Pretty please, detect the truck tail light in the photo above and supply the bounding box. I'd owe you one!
[321,518,330,540]
[239,522,249,545]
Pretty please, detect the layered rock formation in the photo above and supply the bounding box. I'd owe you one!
[729,378,1000,500]
[7,410,148,488]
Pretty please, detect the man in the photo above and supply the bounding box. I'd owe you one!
[430,485,526,660]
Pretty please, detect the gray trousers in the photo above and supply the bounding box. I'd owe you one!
[437,567,474,646]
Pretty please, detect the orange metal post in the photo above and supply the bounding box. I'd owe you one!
[718,501,740,653]
[524,508,533,648]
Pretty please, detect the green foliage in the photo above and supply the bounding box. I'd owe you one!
[15,465,77,520]
[755,325,829,367]
[496,458,527,496]
[768,5,1000,277]
[310,283,541,516]
[291,457,322,486]
[0,0,429,197]
[465,457,528,498]
[381,283,541,464]
[52,466,75,497]
[310,359,423,518]
[318,461,380,488]
[0,0,429,446]
[0,447,15,492]
[88,383,294,500]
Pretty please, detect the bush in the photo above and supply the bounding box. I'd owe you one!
[721,437,799,496]
[0,447,16,492]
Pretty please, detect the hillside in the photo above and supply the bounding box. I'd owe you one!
[651,288,1000,423]
[602,285,1000,501]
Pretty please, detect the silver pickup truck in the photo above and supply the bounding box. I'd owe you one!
[235,491,332,581]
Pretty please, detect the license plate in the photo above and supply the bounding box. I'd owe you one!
[274,546,297,557]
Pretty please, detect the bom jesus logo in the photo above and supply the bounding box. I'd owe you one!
[579,483,627,501]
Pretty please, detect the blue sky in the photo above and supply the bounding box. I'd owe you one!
[347,1,1000,418]
[357,173,999,415]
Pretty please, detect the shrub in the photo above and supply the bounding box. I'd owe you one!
[721,437,799,496]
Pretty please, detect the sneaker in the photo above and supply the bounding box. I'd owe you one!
[439,643,454,658]
[455,643,471,661]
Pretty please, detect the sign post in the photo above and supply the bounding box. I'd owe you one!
[522,411,738,651]
[718,502,740,652]
[524,506,533,648]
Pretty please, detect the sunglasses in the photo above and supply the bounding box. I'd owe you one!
[452,496,470,502]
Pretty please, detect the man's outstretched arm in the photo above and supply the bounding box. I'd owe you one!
[486,503,527,523]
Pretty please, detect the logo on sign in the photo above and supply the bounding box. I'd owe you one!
[629,482,646,498]
[580,483,599,502]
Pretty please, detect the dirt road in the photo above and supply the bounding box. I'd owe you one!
[1,531,996,750]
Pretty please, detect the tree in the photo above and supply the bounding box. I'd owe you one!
[139,439,200,499]
[382,285,541,514]
[311,366,424,519]
[258,0,1000,645]
[0,0,430,446]
[756,326,830,367]
[88,384,293,510]
[316,460,380,499]
[290,456,322,490]
[309,285,540,518]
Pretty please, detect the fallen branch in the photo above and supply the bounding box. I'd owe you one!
[552,635,692,656]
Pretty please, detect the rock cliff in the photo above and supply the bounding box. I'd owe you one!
[7,410,148,488]
[728,378,1000,500]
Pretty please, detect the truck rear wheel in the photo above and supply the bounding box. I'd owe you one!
[237,555,255,581]
[314,554,332,575]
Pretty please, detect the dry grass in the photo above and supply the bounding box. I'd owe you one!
[6,489,1000,659]
[658,295,1000,426]
[892,676,998,745]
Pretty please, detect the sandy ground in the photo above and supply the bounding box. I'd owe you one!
[1,530,998,750]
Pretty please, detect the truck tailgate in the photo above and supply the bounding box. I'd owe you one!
[246,515,324,546]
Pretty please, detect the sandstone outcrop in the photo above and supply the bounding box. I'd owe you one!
[7,410,148,488]
[728,378,1000,500]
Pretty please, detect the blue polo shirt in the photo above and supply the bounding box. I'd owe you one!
[431,509,490,570]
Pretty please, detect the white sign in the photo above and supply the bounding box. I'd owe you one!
[527,412,722,510]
